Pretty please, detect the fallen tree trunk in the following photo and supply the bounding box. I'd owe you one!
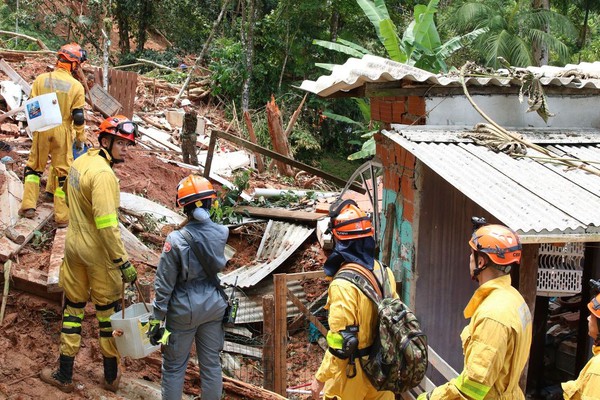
[222,376,288,400]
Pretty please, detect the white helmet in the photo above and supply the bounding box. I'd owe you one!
[181,99,192,107]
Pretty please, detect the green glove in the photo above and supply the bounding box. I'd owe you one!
[119,261,137,283]
[417,392,431,400]
[147,319,170,346]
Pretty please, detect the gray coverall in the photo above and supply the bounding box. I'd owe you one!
[152,217,229,400]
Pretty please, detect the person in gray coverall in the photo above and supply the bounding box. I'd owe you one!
[148,174,229,400]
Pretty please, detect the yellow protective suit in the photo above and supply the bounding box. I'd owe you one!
[58,148,128,359]
[562,345,600,400]
[427,274,532,400]
[21,67,85,224]
[315,262,396,400]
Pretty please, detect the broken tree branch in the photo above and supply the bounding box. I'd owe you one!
[135,58,177,73]
[1,260,12,325]
[0,30,50,50]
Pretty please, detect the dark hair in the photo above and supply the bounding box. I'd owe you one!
[183,198,212,217]
[476,252,517,274]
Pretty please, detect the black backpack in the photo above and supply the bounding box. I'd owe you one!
[335,262,428,394]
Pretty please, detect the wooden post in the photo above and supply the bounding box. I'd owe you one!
[203,132,218,178]
[519,243,539,391]
[273,274,287,396]
[263,294,275,391]
[243,110,264,172]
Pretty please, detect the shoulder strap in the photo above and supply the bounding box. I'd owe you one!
[179,228,228,303]
[335,263,384,303]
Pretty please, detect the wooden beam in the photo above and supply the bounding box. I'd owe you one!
[284,270,325,281]
[273,274,287,396]
[263,294,275,392]
[0,205,53,262]
[519,243,539,391]
[286,287,327,337]
[209,129,366,194]
[381,203,395,266]
[233,205,323,225]
[223,340,262,358]
[47,227,67,293]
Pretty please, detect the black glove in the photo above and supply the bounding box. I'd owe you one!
[147,319,162,346]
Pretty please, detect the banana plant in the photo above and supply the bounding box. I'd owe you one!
[312,0,487,160]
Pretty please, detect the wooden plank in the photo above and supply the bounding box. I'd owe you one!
[89,84,122,117]
[233,206,323,224]
[286,287,327,336]
[47,227,67,293]
[0,204,53,262]
[285,270,325,281]
[108,69,137,119]
[210,130,366,194]
[138,126,181,152]
[519,244,539,391]
[0,59,31,96]
[273,274,287,396]
[119,223,161,267]
[262,294,275,391]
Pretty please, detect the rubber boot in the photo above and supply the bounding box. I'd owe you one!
[102,356,121,393]
[39,354,75,393]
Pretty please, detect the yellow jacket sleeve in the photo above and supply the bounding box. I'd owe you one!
[315,282,360,382]
[562,350,600,400]
[92,170,128,265]
[430,319,510,400]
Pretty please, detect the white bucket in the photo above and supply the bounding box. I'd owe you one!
[110,303,160,359]
[24,92,62,132]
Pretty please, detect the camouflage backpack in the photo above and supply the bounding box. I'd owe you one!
[335,263,428,394]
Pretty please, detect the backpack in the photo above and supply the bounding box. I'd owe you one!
[334,262,428,394]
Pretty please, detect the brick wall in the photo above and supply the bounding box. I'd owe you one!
[370,96,426,125]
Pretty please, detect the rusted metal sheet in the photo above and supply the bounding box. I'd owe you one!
[221,220,314,288]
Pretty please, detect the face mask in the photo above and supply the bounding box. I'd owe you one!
[192,207,210,222]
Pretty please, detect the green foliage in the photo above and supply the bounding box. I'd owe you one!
[442,0,577,67]
[0,3,62,50]
[208,38,247,100]
[210,170,250,225]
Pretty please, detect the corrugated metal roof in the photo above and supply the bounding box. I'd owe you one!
[221,220,315,288]
[231,281,308,324]
[382,127,600,242]
[299,55,600,97]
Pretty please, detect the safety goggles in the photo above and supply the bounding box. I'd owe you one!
[80,49,88,63]
[117,121,139,137]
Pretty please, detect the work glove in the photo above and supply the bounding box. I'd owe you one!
[147,319,171,346]
[119,261,137,283]
[417,392,431,400]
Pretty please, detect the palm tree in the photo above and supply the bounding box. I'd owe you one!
[444,0,577,67]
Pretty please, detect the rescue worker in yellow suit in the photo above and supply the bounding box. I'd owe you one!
[19,42,87,226]
[418,219,533,400]
[311,200,396,400]
[39,115,138,393]
[561,280,600,400]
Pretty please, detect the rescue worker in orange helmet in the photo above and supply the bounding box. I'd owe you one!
[562,280,600,400]
[311,199,396,400]
[418,218,532,400]
[39,115,138,394]
[19,42,87,226]
[148,174,229,400]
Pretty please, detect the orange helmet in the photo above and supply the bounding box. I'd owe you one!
[176,175,217,207]
[98,115,137,144]
[589,293,600,319]
[57,43,87,70]
[469,224,522,265]
[329,199,373,241]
